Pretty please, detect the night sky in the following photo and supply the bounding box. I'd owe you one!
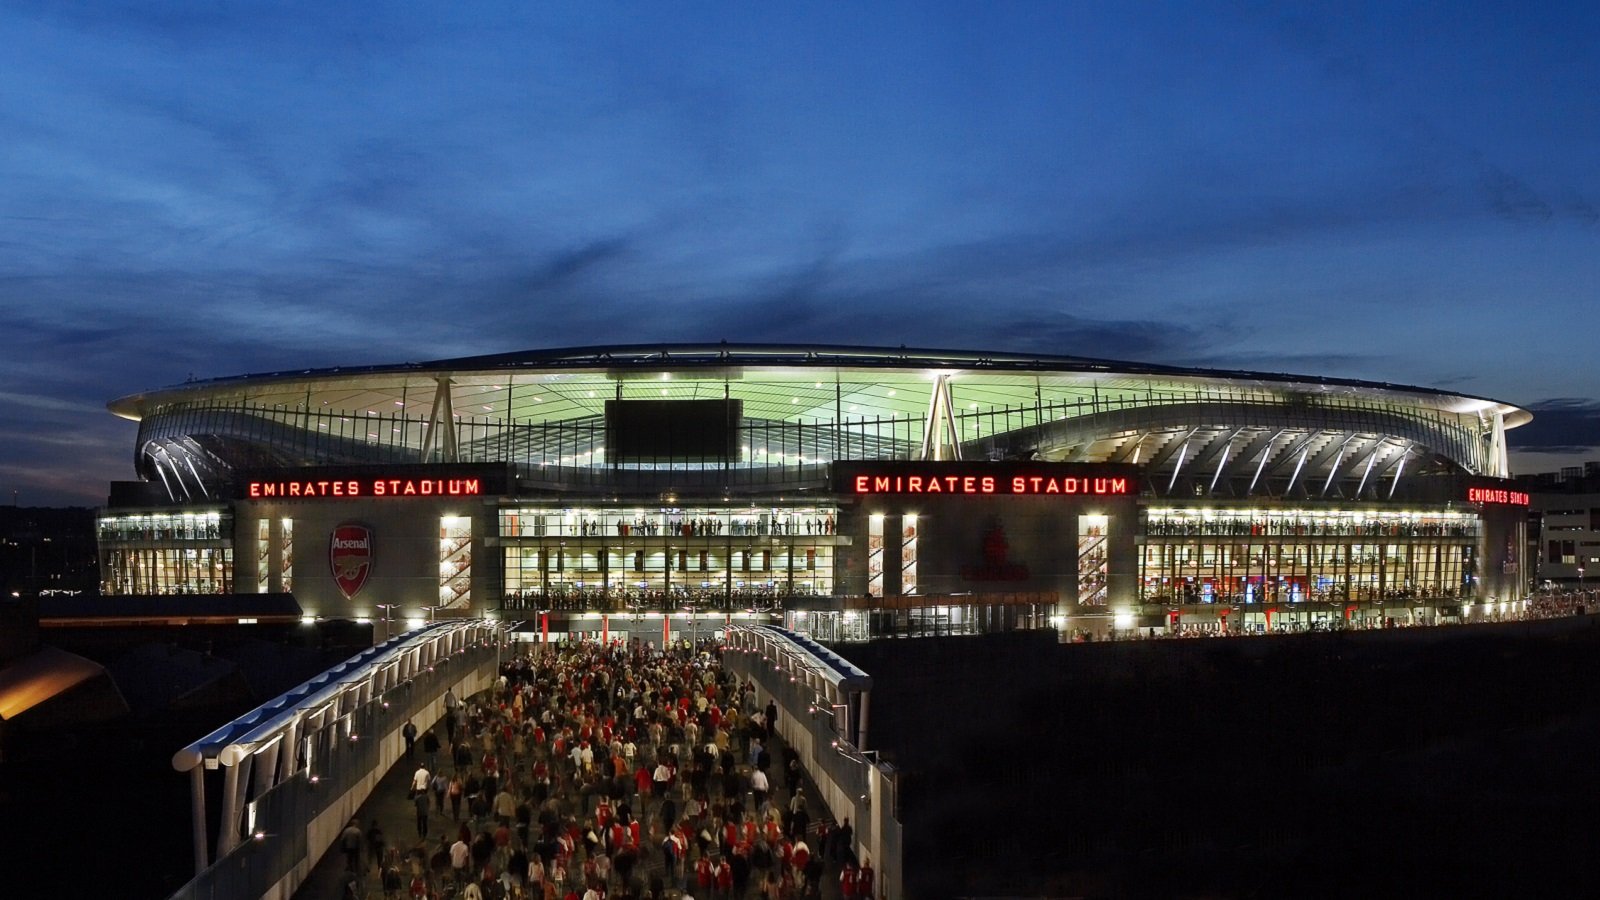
[4,2,1598,505]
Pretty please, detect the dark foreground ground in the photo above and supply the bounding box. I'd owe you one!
[0,623,372,899]
[7,617,1600,899]
[848,617,1600,899]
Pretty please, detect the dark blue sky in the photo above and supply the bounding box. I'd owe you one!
[4,1,1598,505]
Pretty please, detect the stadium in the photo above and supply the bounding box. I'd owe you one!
[98,343,1532,639]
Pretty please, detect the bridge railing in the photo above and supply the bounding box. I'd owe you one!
[166,623,505,900]
[723,626,902,900]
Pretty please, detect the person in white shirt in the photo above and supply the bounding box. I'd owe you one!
[411,765,431,795]
[750,767,770,811]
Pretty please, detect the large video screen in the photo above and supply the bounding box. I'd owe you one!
[605,399,742,462]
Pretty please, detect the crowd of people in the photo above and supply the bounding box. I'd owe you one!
[500,587,819,614]
[1525,590,1595,619]
[341,638,873,900]
[555,516,837,538]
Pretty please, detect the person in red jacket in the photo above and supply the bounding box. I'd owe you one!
[859,857,875,899]
[694,854,712,889]
[789,840,809,879]
[840,859,860,898]
[714,856,733,899]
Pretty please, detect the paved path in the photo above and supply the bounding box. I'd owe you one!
[296,644,859,900]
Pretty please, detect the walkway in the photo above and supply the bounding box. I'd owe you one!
[296,640,864,900]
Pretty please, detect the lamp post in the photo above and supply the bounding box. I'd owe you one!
[376,603,399,642]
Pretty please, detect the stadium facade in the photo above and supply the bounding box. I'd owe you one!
[98,344,1532,640]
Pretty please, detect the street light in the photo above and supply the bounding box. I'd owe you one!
[375,603,400,642]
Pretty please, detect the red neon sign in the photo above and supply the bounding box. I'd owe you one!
[247,477,482,499]
[1467,487,1529,506]
[852,473,1131,496]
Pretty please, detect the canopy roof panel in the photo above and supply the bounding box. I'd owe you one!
[109,343,1531,429]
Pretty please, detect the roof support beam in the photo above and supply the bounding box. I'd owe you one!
[1263,430,1325,480]
[1144,427,1201,472]
[1388,448,1411,498]
[421,375,459,463]
[917,373,962,461]
[1320,434,1361,496]
[1354,440,1386,498]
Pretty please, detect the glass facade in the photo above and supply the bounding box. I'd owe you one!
[99,510,233,595]
[256,519,270,593]
[900,514,918,595]
[1141,507,1480,605]
[499,504,838,610]
[280,518,294,594]
[439,515,472,609]
[1078,514,1109,605]
[867,514,884,598]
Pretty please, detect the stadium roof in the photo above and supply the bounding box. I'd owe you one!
[109,342,1530,428]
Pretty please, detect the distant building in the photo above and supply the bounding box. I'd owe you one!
[0,506,98,599]
[1515,462,1600,589]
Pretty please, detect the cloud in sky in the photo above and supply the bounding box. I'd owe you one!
[1507,400,1600,455]
[3,2,1599,502]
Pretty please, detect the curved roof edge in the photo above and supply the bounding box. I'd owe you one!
[108,342,1531,428]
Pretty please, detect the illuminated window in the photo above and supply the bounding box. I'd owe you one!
[280,518,294,594]
[901,514,918,595]
[256,519,270,594]
[868,515,884,598]
[440,516,472,609]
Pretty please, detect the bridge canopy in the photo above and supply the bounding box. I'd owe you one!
[171,620,493,772]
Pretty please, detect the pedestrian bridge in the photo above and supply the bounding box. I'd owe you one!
[166,620,506,900]
[724,624,902,899]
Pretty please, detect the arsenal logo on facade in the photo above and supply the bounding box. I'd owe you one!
[330,522,373,599]
[960,519,1030,582]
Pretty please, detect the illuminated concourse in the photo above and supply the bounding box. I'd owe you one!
[97,344,1531,638]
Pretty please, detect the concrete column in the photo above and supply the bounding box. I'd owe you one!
[190,765,209,874]
[255,740,280,797]
[857,690,871,751]
[217,759,243,856]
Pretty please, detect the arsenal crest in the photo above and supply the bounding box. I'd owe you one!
[330,523,373,599]
[960,519,1030,582]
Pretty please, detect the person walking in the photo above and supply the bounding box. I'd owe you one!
[422,728,442,772]
[340,818,364,872]
[414,787,431,838]
[366,820,386,876]
[750,766,770,813]
[448,774,465,821]
[431,770,449,814]
[402,720,418,760]
[444,687,459,728]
